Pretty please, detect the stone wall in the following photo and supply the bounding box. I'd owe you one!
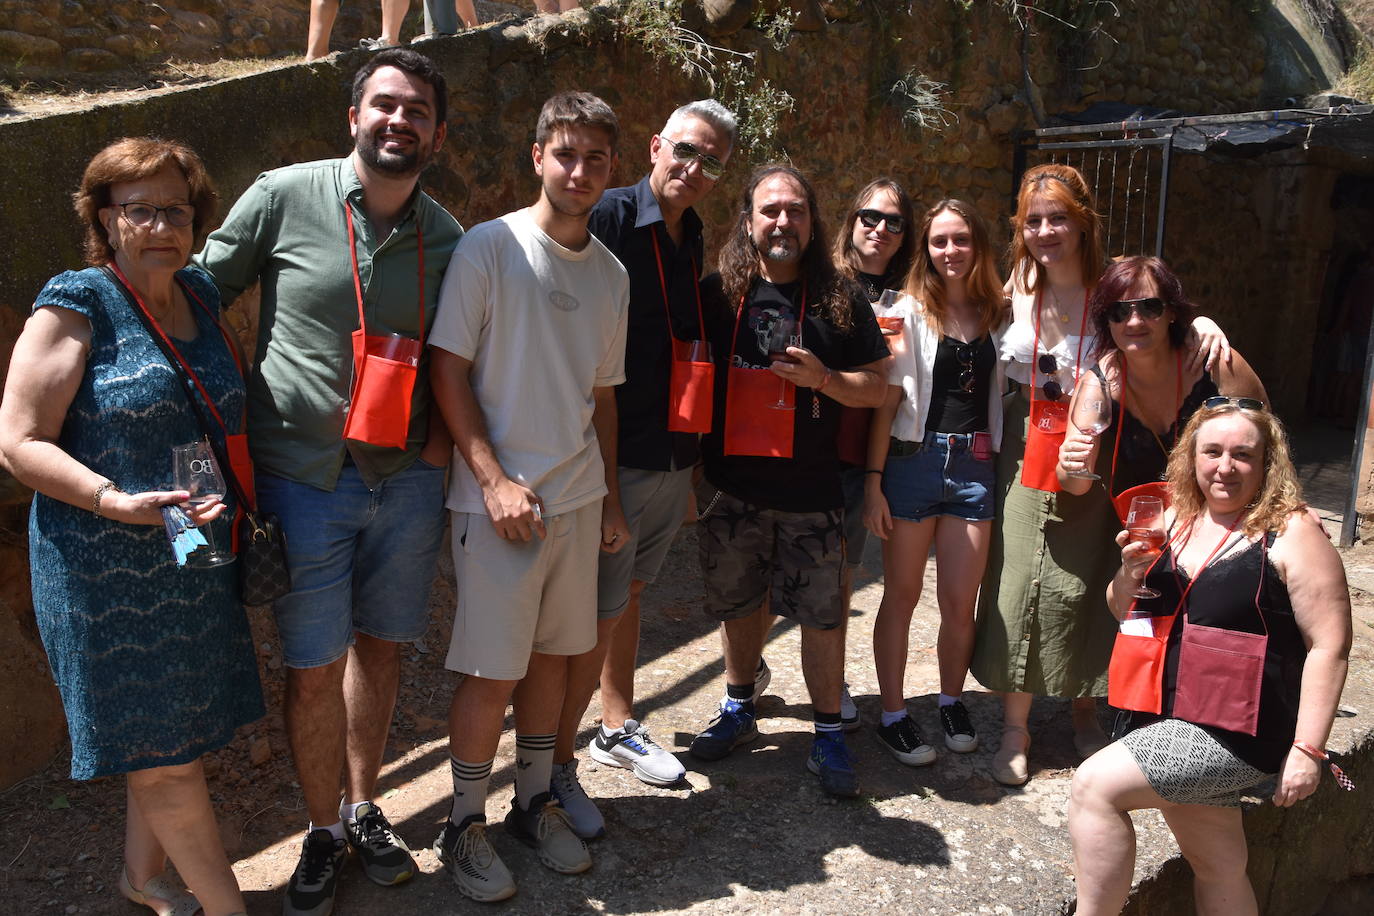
[0,0,1358,785]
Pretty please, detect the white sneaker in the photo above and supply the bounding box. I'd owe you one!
[752,658,772,703]
[840,682,861,732]
[589,719,686,786]
[549,759,604,839]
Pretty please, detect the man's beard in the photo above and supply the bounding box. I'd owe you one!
[759,229,802,263]
[356,128,429,177]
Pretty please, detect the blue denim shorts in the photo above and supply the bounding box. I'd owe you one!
[881,432,996,523]
[256,459,448,668]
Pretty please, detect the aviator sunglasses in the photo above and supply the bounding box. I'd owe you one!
[660,137,725,181]
[1202,396,1265,411]
[856,209,907,234]
[1106,296,1166,323]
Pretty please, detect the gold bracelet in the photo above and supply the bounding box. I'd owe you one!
[92,480,120,518]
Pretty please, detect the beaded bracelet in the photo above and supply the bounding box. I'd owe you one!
[92,481,121,518]
[1292,740,1355,791]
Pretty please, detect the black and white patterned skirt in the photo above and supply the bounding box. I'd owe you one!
[1120,718,1270,807]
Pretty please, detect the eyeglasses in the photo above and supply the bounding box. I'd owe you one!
[1202,396,1265,411]
[1106,296,1166,323]
[660,137,725,181]
[116,201,195,228]
[856,209,907,234]
[1037,353,1063,401]
[956,343,976,393]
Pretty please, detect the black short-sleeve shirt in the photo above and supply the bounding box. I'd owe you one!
[700,274,889,512]
[587,177,706,472]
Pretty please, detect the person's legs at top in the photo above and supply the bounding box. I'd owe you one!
[932,515,992,753]
[1068,741,1175,916]
[454,0,477,27]
[871,516,938,767]
[533,0,582,11]
[124,764,245,916]
[306,0,340,59]
[380,0,409,45]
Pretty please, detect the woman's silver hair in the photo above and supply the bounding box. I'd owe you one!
[661,100,738,153]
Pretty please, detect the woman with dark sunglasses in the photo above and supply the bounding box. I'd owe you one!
[862,200,1007,766]
[1069,400,1350,915]
[1057,257,1265,502]
[971,165,1231,787]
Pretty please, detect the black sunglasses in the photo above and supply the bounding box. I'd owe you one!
[956,343,977,393]
[1202,396,1265,411]
[1106,297,1166,323]
[1037,353,1063,401]
[660,137,725,181]
[857,209,907,234]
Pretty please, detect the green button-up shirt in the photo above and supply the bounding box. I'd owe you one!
[196,157,464,490]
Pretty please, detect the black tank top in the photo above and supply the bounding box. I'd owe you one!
[1094,364,1219,497]
[1139,531,1304,773]
[926,334,995,433]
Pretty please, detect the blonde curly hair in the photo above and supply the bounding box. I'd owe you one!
[1166,402,1306,537]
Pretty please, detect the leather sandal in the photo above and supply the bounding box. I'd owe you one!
[991,725,1031,786]
[118,867,202,916]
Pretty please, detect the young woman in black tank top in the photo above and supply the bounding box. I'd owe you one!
[863,200,1008,767]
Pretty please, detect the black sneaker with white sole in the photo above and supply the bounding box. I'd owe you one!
[344,802,415,886]
[939,701,979,753]
[875,715,937,766]
[283,828,347,916]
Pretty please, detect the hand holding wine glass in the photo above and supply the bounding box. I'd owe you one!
[1065,372,1112,480]
[1125,494,1165,600]
[764,317,800,411]
[172,440,236,567]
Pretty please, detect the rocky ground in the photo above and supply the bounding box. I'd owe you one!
[3,512,1372,916]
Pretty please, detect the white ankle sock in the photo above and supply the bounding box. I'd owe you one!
[339,800,368,822]
[880,709,906,727]
[938,694,959,707]
[309,820,345,841]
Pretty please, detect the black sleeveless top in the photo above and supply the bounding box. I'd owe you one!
[926,334,995,434]
[1135,531,1304,773]
[1095,364,1219,497]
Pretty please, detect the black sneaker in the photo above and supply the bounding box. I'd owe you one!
[939,701,979,753]
[875,715,937,766]
[283,828,347,916]
[503,792,591,874]
[344,802,415,886]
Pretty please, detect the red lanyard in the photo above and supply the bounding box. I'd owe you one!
[1163,515,1244,616]
[108,262,240,437]
[1109,354,1183,489]
[649,228,706,342]
[343,202,425,341]
[730,281,807,361]
[1028,287,1089,407]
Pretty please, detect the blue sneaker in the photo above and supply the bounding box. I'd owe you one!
[807,733,860,797]
[689,698,758,761]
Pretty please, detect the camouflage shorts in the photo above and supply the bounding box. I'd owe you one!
[697,489,846,630]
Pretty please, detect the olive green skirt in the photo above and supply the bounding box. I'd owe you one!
[971,389,1121,698]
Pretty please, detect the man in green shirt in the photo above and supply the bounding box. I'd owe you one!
[196,48,462,916]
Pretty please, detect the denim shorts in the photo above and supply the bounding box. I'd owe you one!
[256,459,448,668]
[881,432,996,523]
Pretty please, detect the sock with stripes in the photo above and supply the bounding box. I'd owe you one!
[514,733,556,811]
[449,755,492,825]
[814,710,844,737]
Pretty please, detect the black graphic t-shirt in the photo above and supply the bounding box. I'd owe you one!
[699,274,889,512]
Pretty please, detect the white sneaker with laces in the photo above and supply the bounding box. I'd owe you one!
[589,719,686,786]
[840,682,861,732]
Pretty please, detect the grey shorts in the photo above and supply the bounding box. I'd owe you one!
[697,489,846,630]
[596,467,693,619]
[1120,717,1270,808]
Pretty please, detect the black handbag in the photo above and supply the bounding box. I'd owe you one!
[103,266,292,604]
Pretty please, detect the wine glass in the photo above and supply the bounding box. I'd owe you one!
[1066,372,1112,479]
[172,441,236,568]
[764,317,800,411]
[1125,495,1165,600]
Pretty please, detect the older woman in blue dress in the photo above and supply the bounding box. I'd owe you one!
[0,138,262,916]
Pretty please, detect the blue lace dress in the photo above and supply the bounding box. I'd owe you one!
[28,266,264,780]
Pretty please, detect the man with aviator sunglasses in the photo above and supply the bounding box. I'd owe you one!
[533,101,737,841]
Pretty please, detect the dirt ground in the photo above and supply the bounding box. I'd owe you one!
[4,521,1372,916]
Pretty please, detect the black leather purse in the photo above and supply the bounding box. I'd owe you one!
[103,266,291,604]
